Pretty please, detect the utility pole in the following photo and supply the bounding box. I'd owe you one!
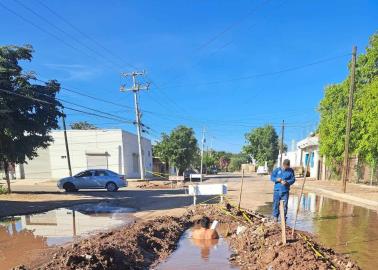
[341,46,357,193]
[62,111,72,177]
[279,120,285,167]
[121,71,150,180]
[200,127,206,182]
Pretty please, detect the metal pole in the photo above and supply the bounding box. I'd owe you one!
[62,112,72,177]
[280,120,285,167]
[134,89,145,180]
[341,46,357,193]
[200,127,205,182]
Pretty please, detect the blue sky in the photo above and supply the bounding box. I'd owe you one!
[1,0,377,152]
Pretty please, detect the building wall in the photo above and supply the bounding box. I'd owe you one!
[48,129,123,179]
[18,129,153,180]
[122,131,152,178]
[18,148,51,179]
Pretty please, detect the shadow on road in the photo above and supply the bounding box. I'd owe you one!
[0,189,219,218]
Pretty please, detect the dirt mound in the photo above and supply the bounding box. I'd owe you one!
[192,204,360,270]
[136,182,172,189]
[15,204,360,270]
[15,216,190,270]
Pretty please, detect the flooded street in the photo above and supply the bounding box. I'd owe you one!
[258,193,378,270]
[157,228,238,270]
[0,202,135,269]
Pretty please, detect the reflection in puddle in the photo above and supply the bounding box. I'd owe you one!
[157,227,238,270]
[0,203,134,269]
[258,193,378,270]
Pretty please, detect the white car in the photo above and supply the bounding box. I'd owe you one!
[57,169,127,192]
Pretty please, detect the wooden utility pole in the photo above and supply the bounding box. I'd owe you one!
[341,46,357,193]
[238,169,245,210]
[121,71,150,180]
[279,120,285,167]
[62,111,72,177]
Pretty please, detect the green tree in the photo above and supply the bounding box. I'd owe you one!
[243,125,279,170]
[228,154,248,172]
[70,121,98,130]
[356,77,378,180]
[318,32,378,177]
[153,126,198,175]
[0,45,62,192]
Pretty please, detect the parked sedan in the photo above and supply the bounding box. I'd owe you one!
[57,169,127,192]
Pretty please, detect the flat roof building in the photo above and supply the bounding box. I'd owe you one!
[16,129,152,180]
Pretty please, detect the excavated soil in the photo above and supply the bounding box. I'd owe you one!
[15,204,360,270]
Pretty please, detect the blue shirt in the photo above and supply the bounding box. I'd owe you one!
[270,167,296,192]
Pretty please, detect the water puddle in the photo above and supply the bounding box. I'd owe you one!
[258,192,378,270]
[0,202,135,269]
[157,225,238,270]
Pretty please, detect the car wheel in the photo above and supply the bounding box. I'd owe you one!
[63,182,77,192]
[106,182,118,192]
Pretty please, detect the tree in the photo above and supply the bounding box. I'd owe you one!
[243,125,279,170]
[70,121,98,130]
[0,45,62,193]
[228,154,248,172]
[318,32,378,178]
[356,77,378,181]
[153,126,198,175]
[219,155,231,171]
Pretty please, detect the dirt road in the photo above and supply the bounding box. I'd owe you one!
[0,173,274,220]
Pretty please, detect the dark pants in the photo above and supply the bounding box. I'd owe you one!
[272,190,289,219]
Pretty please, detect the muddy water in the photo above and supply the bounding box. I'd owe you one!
[258,192,378,270]
[0,202,134,269]
[157,228,238,270]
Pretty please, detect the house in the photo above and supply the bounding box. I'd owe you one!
[278,135,321,179]
[15,129,153,180]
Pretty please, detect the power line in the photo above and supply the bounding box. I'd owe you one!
[0,88,135,125]
[160,53,351,89]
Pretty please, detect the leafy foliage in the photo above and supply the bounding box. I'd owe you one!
[70,121,98,130]
[228,154,249,172]
[153,126,198,175]
[318,32,378,174]
[243,125,279,170]
[0,45,62,192]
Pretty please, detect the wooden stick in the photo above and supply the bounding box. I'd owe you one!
[279,200,287,245]
[238,169,245,210]
[291,149,312,238]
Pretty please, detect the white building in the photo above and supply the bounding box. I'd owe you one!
[278,135,321,179]
[16,129,152,180]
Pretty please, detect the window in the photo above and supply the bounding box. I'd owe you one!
[94,170,108,176]
[75,171,93,178]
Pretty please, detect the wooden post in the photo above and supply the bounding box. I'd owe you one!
[291,149,312,238]
[341,46,357,193]
[238,169,245,210]
[279,200,287,245]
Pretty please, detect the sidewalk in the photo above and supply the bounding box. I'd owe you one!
[292,179,378,210]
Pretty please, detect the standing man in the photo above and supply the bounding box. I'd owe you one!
[271,159,295,221]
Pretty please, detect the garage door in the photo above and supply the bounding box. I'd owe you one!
[86,154,108,169]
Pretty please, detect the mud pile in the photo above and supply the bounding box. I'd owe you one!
[192,205,360,270]
[16,216,190,270]
[15,204,360,270]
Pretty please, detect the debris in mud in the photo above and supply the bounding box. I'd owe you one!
[136,182,173,189]
[15,204,360,270]
[14,216,191,270]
